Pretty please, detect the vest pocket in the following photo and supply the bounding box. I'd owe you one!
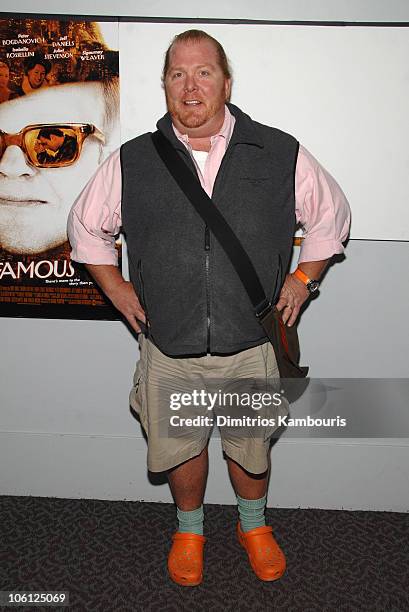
[269,251,283,305]
[137,259,150,328]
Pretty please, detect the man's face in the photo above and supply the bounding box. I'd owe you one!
[38,133,64,152]
[0,82,107,254]
[27,64,46,89]
[37,136,52,152]
[0,67,9,89]
[164,39,231,138]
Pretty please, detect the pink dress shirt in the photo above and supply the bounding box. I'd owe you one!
[67,106,350,266]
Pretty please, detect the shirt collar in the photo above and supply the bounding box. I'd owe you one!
[172,104,236,149]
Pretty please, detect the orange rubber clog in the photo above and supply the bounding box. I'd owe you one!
[237,522,286,581]
[167,532,206,586]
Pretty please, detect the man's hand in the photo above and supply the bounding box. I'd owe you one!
[276,259,330,326]
[276,273,309,327]
[83,264,146,334]
[108,280,147,334]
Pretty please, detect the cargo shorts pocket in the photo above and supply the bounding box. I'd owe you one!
[129,334,148,432]
[260,342,289,442]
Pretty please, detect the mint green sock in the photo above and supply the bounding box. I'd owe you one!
[177,505,204,535]
[237,494,267,532]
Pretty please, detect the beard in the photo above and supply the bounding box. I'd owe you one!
[165,92,226,131]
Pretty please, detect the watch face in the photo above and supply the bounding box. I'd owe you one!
[307,280,320,293]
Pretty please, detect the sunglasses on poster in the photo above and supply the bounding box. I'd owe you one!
[0,123,105,168]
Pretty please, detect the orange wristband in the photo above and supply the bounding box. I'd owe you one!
[293,268,310,285]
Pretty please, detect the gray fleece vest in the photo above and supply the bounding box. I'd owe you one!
[121,103,299,356]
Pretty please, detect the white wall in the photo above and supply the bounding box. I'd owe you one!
[1,1,409,511]
[3,0,409,21]
[119,21,409,240]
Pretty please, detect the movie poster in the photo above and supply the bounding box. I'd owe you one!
[0,16,121,319]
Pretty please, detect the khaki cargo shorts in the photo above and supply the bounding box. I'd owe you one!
[129,334,289,473]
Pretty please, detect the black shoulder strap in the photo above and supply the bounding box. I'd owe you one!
[151,130,278,320]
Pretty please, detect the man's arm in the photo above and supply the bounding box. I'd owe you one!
[277,144,351,326]
[67,149,146,333]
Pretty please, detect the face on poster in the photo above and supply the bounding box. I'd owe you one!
[0,82,110,254]
[0,18,120,318]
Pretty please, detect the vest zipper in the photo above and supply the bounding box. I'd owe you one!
[205,225,211,353]
[204,145,235,353]
[179,146,213,353]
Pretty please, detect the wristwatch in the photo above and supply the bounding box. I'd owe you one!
[293,268,320,294]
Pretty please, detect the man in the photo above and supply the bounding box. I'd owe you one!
[0,61,17,103]
[0,80,118,254]
[68,30,350,586]
[0,19,119,256]
[34,127,78,166]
